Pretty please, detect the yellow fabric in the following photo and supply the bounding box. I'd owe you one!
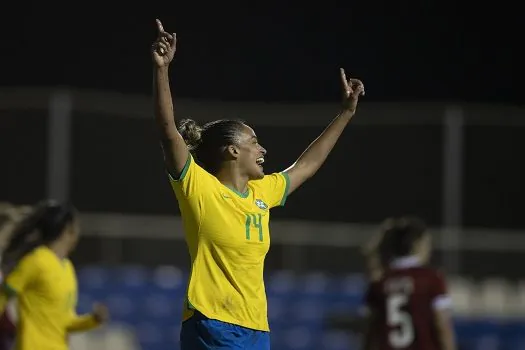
[67,313,99,332]
[170,155,289,331]
[5,246,99,350]
[0,291,8,317]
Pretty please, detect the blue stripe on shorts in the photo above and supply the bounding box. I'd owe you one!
[180,311,270,350]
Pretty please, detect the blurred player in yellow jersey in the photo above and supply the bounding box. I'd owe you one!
[0,201,109,350]
[152,19,365,350]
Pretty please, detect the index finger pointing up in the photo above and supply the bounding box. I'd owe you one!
[340,68,350,91]
[156,19,164,33]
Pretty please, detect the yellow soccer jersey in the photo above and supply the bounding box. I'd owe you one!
[170,154,290,331]
[4,246,99,350]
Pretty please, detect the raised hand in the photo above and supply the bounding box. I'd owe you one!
[152,19,177,68]
[340,68,365,113]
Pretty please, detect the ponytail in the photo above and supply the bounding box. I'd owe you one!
[1,200,76,273]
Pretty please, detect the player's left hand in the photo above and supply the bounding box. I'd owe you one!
[340,68,365,114]
[92,302,110,324]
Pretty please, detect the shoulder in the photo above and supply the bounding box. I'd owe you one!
[31,247,66,272]
[409,267,448,293]
[249,172,289,196]
[169,155,220,199]
[32,247,54,262]
[429,268,448,286]
[64,259,75,270]
[64,259,77,277]
[252,172,288,183]
[14,248,44,274]
[417,266,446,280]
[20,248,43,265]
[171,154,215,182]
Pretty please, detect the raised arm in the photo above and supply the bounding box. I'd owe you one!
[152,19,189,178]
[283,69,365,195]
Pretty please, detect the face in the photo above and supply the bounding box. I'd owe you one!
[414,233,432,263]
[230,124,267,180]
[64,217,80,254]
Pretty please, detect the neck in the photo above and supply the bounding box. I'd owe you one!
[47,240,69,260]
[215,165,249,194]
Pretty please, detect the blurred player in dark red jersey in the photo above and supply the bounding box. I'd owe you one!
[362,217,456,350]
[0,206,18,350]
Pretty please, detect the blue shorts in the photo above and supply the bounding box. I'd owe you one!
[180,311,270,350]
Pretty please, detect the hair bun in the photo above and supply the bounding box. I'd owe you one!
[178,119,203,149]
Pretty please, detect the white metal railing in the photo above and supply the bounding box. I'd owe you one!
[2,88,525,271]
[79,212,525,252]
[1,88,524,126]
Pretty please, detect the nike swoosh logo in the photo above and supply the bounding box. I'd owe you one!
[221,193,231,199]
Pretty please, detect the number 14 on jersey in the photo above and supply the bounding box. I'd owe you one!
[245,213,263,242]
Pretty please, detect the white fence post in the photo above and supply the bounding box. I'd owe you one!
[441,105,464,273]
[47,90,73,202]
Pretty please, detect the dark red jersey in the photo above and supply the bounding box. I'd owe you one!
[0,271,15,350]
[0,310,15,350]
[365,257,450,350]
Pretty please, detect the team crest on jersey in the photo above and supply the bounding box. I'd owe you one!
[255,199,268,210]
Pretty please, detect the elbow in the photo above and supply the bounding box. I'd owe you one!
[155,115,175,132]
[295,160,320,180]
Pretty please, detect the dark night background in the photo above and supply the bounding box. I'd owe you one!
[1,0,522,227]
[0,3,524,349]
[0,1,519,103]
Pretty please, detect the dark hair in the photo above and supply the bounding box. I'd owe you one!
[178,118,246,173]
[0,213,10,232]
[1,200,76,271]
[379,216,427,260]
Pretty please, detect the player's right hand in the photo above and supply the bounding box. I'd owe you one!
[152,19,177,68]
[92,302,110,324]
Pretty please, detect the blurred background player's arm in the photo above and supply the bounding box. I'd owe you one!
[68,303,108,333]
[283,69,364,195]
[361,310,378,350]
[434,308,456,350]
[152,20,188,179]
[432,272,456,350]
[361,281,379,350]
[67,314,98,332]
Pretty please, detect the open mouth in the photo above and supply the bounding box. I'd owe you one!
[256,157,265,168]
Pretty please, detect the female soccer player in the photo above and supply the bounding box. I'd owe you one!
[0,200,109,350]
[152,19,365,350]
[0,204,32,350]
[362,217,456,350]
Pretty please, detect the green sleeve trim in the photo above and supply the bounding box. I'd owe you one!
[169,153,192,182]
[2,284,17,297]
[279,171,291,206]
